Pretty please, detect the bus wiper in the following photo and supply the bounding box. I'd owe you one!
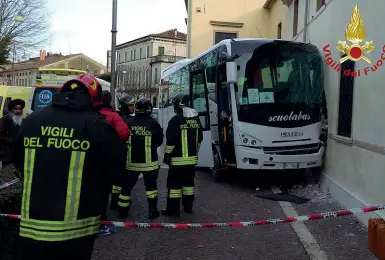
[229,54,241,61]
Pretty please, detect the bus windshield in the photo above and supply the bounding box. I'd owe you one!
[232,41,324,127]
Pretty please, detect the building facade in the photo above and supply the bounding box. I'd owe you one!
[268,0,385,223]
[116,29,187,106]
[0,52,107,87]
[184,0,289,58]
[184,0,385,223]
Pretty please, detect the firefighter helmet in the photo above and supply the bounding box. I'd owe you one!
[171,93,190,114]
[119,94,135,113]
[61,74,103,107]
[135,97,153,116]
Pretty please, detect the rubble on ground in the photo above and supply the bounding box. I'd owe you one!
[0,164,22,260]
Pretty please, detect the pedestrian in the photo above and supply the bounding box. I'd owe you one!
[0,99,25,168]
[162,93,203,217]
[118,94,136,121]
[97,90,130,217]
[118,97,163,220]
[13,74,127,260]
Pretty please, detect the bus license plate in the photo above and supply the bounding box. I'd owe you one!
[283,163,299,169]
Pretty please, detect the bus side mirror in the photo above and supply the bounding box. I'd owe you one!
[226,61,237,85]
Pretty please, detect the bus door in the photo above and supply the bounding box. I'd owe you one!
[190,69,214,168]
[216,64,236,164]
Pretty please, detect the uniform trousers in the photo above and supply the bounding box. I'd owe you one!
[166,165,196,212]
[118,169,159,213]
[20,236,95,260]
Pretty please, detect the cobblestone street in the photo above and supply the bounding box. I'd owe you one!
[92,168,376,260]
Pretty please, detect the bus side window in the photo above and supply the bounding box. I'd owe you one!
[206,66,216,102]
[217,64,230,112]
[191,71,209,130]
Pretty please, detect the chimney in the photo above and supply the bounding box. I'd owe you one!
[174,29,177,38]
[40,50,46,61]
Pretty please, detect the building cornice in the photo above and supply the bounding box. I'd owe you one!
[263,0,277,9]
[117,37,186,51]
[209,20,244,28]
[117,37,152,50]
[281,0,293,7]
[153,37,186,44]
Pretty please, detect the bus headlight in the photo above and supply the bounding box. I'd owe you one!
[238,131,262,147]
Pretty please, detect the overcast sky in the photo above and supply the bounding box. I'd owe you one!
[45,0,187,66]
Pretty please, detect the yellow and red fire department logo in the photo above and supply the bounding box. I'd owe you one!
[336,5,375,63]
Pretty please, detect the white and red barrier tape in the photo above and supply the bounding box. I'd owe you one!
[0,179,19,190]
[0,204,384,228]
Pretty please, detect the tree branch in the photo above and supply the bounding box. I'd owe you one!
[0,0,51,64]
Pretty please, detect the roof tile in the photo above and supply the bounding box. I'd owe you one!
[4,53,79,72]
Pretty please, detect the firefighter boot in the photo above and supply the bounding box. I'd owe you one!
[118,204,131,220]
[182,197,193,214]
[161,198,180,217]
[109,193,119,211]
[184,207,193,214]
[148,199,160,220]
[161,209,180,217]
[101,212,108,221]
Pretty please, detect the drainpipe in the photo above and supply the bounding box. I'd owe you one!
[303,0,309,42]
[187,0,193,58]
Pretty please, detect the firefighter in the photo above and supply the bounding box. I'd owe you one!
[13,74,127,259]
[110,94,136,209]
[118,97,163,220]
[118,94,136,121]
[97,90,130,216]
[162,93,203,217]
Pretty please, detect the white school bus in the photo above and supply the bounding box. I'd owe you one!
[159,38,326,181]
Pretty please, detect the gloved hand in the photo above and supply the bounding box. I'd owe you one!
[163,155,171,165]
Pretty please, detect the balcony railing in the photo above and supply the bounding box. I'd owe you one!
[150,55,185,64]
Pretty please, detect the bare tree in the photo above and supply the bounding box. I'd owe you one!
[0,0,51,64]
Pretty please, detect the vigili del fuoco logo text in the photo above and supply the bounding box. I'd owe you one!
[322,5,385,77]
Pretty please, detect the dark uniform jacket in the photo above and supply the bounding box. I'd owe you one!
[13,92,127,243]
[164,114,203,166]
[120,112,135,122]
[125,115,163,171]
[0,114,19,162]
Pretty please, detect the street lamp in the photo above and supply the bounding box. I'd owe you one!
[15,15,24,23]
[11,14,24,86]
[110,0,118,108]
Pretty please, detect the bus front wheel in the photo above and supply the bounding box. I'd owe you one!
[211,151,223,182]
